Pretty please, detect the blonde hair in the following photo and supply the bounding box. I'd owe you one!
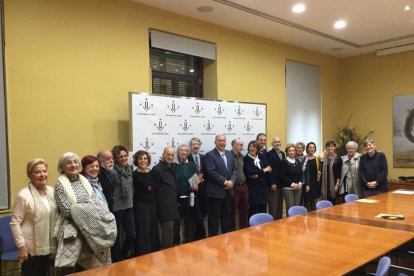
[27,158,48,177]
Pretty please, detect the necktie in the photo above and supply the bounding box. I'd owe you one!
[277,151,282,160]
[194,155,200,170]
[222,153,228,168]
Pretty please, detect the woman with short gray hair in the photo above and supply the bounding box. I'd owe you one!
[339,141,362,200]
[359,138,388,197]
[54,152,114,273]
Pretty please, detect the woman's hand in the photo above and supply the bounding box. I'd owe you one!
[263,166,272,173]
[305,186,310,193]
[18,246,29,263]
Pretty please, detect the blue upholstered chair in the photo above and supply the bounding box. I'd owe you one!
[287,206,308,217]
[344,193,359,203]
[375,256,391,276]
[316,200,333,210]
[249,213,273,226]
[0,216,19,275]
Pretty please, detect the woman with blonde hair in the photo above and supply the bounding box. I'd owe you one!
[10,159,58,276]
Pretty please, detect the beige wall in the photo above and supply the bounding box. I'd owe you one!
[8,0,409,207]
[339,51,414,179]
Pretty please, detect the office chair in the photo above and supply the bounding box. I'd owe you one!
[249,213,273,226]
[0,216,19,276]
[288,206,308,217]
[344,193,359,203]
[316,200,333,210]
[375,256,391,276]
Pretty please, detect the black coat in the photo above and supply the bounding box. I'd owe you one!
[152,161,180,222]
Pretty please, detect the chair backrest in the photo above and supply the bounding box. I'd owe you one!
[344,193,359,203]
[0,216,17,257]
[288,206,308,217]
[249,213,273,226]
[316,200,333,210]
[375,256,391,276]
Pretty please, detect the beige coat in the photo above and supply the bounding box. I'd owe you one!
[10,186,55,255]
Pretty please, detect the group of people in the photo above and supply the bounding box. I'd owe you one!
[9,132,388,275]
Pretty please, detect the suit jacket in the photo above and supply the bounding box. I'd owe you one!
[188,153,205,173]
[204,148,237,199]
[188,153,206,193]
[266,148,286,188]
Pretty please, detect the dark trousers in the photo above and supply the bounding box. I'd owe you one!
[231,184,249,229]
[178,197,195,243]
[160,220,179,249]
[208,192,232,236]
[249,204,267,219]
[113,207,136,261]
[194,188,207,240]
[21,254,50,276]
[268,188,283,219]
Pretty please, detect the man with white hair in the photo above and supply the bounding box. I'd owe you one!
[204,134,237,236]
[97,149,116,213]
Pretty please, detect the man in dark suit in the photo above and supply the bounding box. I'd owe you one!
[204,134,237,236]
[187,137,207,239]
[266,137,286,220]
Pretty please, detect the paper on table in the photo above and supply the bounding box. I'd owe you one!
[393,189,414,195]
[356,199,379,203]
[375,213,405,220]
[188,173,200,187]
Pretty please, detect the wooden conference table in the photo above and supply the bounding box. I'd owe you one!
[74,191,414,276]
[308,191,414,232]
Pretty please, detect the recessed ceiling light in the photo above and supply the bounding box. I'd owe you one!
[334,20,346,29]
[197,6,214,13]
[292,4,306,14]
[404,4,411,11]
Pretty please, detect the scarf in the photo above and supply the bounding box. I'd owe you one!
[28,183,58,255]
[248,153,261,169]
[87,176,107,205]
[58,174,93,204]
[321,155,336,199]
[114,163,132,198]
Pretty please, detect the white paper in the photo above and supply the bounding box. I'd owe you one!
[188,173,200,187]
[393,189,414,195]
[356,199,379,203]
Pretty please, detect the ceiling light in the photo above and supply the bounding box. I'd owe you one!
[197,6,214,13]
[334,20,346,29]
[404,4,411,11]
[331,47,343,52]
[292,4,306,14]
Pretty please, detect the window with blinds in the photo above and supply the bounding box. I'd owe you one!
[150,48,203,97]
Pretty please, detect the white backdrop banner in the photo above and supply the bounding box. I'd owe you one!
[130,92,266,167]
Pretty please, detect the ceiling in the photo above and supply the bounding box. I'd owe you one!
[132,0,414,57]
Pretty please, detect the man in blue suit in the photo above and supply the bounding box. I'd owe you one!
[204,134,237,236]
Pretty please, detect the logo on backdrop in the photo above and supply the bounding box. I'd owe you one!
[253,107,262,117]
[203,120,214,132]
[167,100,180,113]
[215,104,225,115]
[192,103,203,114]
[154,118,167,131]
[140,138,154,151]
[244,122,253,132]
[180,120,191,131]
[140,98,153,112]
[225,121,234,132]
[167,137,180,148]
[235,106,244,116]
